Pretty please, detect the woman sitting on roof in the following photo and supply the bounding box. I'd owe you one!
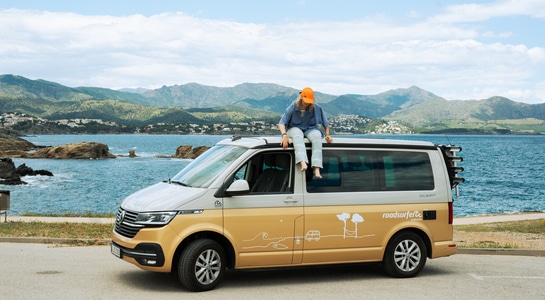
[278,87,333,179]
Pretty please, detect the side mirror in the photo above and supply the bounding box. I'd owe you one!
[225,179,250,196]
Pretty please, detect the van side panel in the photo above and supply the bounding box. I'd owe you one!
[302,203,453,264]
[301,147,455,264]
[223,203,304,268]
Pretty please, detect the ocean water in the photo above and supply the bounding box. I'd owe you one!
[5,134,545,217]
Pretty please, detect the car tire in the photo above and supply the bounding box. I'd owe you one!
[178,239,226,292]
[383,231,427,278]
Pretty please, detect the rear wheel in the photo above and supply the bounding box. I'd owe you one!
[178,239,226,292]
[383,231,427,278]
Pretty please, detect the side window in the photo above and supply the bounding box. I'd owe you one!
[305,149,433,193]
[380,151,434,191]
[306,152,341,193]
[341,151,377,191]
[248,152,293,194]
[306,150,375,193]
[233,164,249,181]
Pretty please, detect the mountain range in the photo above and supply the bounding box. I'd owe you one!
[1,74,545,133]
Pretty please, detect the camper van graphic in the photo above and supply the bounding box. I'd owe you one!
[242,212,375,249]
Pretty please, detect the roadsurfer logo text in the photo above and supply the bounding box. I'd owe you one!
[382,210,422,220]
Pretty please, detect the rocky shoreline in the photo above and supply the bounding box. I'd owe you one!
[0,129,209,185]
[0,158,54,185]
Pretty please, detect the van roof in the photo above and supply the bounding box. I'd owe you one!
[216,136,437,150]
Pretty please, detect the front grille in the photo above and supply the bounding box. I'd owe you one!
[114,208,144,238]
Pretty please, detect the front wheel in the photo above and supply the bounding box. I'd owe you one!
[382,231,427,278]
[178,239,226,292]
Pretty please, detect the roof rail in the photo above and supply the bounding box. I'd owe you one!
[230,135,271,145]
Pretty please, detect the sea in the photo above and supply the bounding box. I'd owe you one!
[4,134,545,217]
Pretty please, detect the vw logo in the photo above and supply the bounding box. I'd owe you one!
[116,210,126,225]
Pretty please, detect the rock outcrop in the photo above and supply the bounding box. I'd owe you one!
[24,142,116,159]
[172,145,210,159]
[0,158,18,184]
[16,164,54,177]
[0,130,40,157]
[1,130,115,159]
[0,158,53,185]
[0,137,36,152]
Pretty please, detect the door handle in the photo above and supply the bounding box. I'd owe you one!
[283,197,298,203]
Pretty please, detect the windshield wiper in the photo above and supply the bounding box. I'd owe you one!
[171,180,191,187]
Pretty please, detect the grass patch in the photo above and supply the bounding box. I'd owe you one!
[0,221,113,245]
[454,219,545,234]
[455,219,545,249]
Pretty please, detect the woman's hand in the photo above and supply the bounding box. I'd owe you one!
[280,135,289,149]
[325,135,333,143]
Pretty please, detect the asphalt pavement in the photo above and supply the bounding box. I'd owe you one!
[1,243,544,299]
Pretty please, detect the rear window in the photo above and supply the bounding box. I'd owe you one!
[306,149,434,193]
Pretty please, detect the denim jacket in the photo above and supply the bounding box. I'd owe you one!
[279,101,329,137]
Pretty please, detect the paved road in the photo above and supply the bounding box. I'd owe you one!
[1,243,544,299]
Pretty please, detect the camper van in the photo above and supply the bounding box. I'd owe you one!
[111,136,464,292]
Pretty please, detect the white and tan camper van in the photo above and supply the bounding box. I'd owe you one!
[111,136,464,292]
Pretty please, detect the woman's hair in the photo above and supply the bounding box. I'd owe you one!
[296,95,314,111]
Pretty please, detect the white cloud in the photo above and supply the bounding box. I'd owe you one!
[0,7,544,104]
[430,0,545,23]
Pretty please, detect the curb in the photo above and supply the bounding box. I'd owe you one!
[456,248,545,257]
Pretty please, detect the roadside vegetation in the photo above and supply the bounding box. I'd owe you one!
[454,219,545,249]
[0,213,115,246]
[455,219,545,234]
[20,212,115,218]
[0,222,113,246]
[1,216,544,248]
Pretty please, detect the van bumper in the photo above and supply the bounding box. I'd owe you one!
[432,241,457,258]
[111,241,165,267]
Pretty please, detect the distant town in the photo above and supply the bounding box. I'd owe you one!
[1,112,412,135]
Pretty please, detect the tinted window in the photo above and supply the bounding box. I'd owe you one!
[380,151,434,191]
[306,150,434,193]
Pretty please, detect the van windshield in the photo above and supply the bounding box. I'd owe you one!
[170,145,246,188]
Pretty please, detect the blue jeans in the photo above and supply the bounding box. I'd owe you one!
[287,127,323,168]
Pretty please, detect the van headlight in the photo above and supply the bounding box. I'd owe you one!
[134,211,178,225]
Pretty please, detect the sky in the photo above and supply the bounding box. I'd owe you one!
[1,0,544,104]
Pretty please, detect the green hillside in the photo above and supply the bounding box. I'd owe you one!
[0,74,93,102]
[385,97,545,133]
[2,74,545,134]
[142,82,305,107]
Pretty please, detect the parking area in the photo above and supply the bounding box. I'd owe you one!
[1,243,544,299]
